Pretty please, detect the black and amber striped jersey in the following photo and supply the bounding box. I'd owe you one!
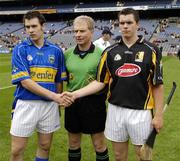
[97,36,163,110]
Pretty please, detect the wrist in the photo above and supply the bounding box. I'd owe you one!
[72,91,79,100]
[49,92,58,102]
[155,108,163,116]
[154,113,163,119]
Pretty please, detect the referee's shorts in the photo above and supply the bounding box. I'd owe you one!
[65,94,107,134]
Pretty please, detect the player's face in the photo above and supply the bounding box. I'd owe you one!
[119,14,139,39]
[73,20,93,46]
[24,18,44,42]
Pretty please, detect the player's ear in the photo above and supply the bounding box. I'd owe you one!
[136,21,140,30]
[42,23,45,31]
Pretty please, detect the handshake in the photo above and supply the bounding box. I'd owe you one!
[53,91,77,107]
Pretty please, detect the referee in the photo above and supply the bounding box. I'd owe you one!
[64,8,164,161]
[64,15,109,161]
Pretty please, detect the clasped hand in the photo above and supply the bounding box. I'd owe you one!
[54,92,75,107]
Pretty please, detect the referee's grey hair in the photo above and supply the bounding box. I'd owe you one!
[73,15,95,31]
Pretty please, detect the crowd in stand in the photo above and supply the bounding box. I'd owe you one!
[0,18,179,56]
[0,34,21,52]
[152,18,180,55]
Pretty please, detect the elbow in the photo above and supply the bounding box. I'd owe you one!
[21,79,30,89]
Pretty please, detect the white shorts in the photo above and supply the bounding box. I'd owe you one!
[10,100,60,137]
[104,103,153,145]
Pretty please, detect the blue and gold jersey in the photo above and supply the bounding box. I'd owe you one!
[12,38,67,100]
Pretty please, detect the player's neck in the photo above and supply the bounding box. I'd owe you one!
[123,35,139,48]
[33,36,44,48]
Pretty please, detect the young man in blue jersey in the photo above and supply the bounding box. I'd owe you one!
[64,8,164,161]
[10,11,73,161]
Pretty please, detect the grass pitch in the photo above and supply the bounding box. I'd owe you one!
[0,54,180,161]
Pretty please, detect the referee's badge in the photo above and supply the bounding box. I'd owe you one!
[135,51,144,62]
[114,54,121,61]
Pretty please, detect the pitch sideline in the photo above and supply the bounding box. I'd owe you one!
[0,85,16,90]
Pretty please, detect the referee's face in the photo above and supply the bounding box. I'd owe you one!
[73,20,93,48]
[119,14,139,39]
[24,17,44,43]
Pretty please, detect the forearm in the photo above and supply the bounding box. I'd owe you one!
[21,79,58,101]
[152,84,164,132]
[73,80,106,99]
[153,84,164,116]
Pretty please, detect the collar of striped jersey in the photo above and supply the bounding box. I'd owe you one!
[118,35,145,44]
[74,42,95,58]
[26,38,50,46]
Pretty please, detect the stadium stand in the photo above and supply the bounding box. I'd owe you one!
[0,0,179,55]
[77,2,117,8]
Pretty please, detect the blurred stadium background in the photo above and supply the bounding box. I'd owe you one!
[0,0,180,161]
[0,0,180,55]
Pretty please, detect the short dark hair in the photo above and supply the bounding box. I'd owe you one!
[118,8,139,23]
[23,11,46,25]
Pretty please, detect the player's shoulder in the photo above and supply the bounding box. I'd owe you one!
[142,39,160,53]
[45,39,64,53]
[99,43,119,60]
[13,39,29,52]
[45,39,59,48]
[103,42,119,54]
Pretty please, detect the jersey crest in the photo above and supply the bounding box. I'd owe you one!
[48,55,55,64]
[135,51,144,62]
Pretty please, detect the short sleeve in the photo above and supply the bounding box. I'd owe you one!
[55,48,67,82]
[96,51,110,84]
[151,46,163,85]
[12,45,30,84]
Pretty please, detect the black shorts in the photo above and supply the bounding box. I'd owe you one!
[65,94,107,134]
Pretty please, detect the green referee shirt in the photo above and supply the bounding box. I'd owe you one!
[64,43,103,92]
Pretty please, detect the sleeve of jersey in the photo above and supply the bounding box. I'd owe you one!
[55,49,67,82]
[12,46,31,85]
[151,46,163,85]
[96,51,110,84]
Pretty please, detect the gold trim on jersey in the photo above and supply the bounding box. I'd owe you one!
[30,67,57,82]
[12,71,29,81]
[152,51,156,65]
[61,72,67,79]
[152,51,157,85]
[97,51,110,83]
[104,70,110,83]
[144,77,155,110]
